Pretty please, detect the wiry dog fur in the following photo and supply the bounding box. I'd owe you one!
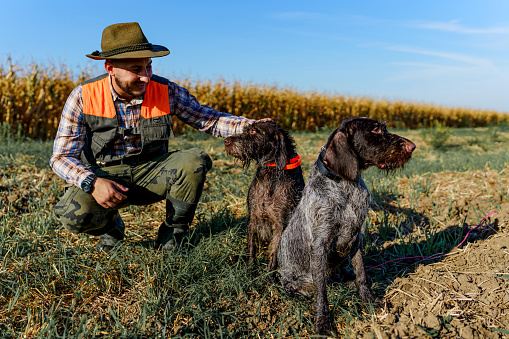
[277,117,416,335]
[224,121,305,272]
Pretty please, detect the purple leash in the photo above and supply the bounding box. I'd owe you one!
[366,210,500,272]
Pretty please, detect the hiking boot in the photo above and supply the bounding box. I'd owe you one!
[155,197,198,252]
[155,221,188,252]
[96,215,125,253]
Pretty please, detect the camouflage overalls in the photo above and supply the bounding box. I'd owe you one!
[54,148,212,249]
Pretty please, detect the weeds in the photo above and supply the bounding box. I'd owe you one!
[0,126,508,337]
[421,121,452,150]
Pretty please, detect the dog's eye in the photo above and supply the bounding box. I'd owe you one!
[249,129,257,135]
[372,127,383,134]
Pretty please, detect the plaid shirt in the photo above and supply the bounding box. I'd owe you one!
[50,75,254,188]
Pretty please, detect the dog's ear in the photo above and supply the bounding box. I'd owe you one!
[324,130,359,181]
[274,129,290,170]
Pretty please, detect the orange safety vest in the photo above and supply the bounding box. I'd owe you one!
[80,74,174,166]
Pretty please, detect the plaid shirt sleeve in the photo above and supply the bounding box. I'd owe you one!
[49,85,95,188]
[168,81,255,137]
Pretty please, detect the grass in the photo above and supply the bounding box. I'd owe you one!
[0,124,508,337]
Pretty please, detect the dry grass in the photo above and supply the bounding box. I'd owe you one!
[1,125,508,337]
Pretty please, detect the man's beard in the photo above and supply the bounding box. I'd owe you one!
[114,76,146,98]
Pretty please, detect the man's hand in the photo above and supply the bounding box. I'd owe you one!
[91,177,129,209]
[257,118,274,123]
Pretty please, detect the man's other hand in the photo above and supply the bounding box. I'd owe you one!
[92,177,129,209]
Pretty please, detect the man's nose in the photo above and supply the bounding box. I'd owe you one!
[139,70,151,82]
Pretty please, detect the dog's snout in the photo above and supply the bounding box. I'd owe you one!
[224,138,232,146]
[406,141,416,154]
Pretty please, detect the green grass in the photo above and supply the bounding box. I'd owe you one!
[0,124,508,338]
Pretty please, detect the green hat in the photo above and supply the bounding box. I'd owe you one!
[86,22,170,60]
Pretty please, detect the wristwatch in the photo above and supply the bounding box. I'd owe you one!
[81,175,96,194]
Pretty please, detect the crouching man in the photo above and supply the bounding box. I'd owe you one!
[50,22,263,252]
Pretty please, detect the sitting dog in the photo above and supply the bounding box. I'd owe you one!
[224,121,305,273]
[277,117,416,335]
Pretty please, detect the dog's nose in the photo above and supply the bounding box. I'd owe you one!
[406,141,416,153]
[224,138,231,146]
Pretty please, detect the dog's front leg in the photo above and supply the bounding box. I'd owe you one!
[351,245,375,303]
[311,238,334,336]
[246,216,257,265]
[267,221,282,273]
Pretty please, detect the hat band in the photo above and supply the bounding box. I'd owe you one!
[91,42,154,58]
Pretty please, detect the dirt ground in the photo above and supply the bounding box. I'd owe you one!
[357,168,509,339]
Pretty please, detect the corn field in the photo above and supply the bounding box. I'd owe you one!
[1,58,508,139]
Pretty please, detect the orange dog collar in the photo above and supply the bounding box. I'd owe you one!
[265,154,301,170]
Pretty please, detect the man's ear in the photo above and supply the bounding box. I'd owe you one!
[323,130,359,181]
[104,60,114,76]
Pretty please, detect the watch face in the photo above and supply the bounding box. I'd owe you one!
[82,182,91,193]
[82,180,93,193]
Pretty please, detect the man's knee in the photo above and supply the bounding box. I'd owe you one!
[162,148,212,203]
[172,148,212,183]
[183,148,213,175]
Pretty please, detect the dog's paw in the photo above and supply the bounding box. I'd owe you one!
[315,317,334,337]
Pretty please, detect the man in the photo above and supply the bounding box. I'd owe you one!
[50,22,263,252]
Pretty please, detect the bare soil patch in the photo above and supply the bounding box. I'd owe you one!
[358,167,509,339]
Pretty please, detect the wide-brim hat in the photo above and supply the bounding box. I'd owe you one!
[86,22,170,60]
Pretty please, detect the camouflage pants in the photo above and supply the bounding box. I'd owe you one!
[53,148,213,239]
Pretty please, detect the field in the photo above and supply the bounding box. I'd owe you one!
[0,122,508,338]
[2,59,509,140]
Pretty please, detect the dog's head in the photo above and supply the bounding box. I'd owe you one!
[224,121,297,170]
[323,117,416,181]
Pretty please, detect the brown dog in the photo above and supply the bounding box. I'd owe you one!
[224,121,305,272]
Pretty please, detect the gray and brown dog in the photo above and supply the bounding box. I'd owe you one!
[277,117,416,335]
[224,121,305,273]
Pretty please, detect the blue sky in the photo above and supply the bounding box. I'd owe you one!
[3,0,509,113]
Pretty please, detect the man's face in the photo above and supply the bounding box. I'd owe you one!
[106,58,153,100]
